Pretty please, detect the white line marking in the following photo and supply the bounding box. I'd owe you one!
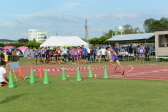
[125,65,133,74]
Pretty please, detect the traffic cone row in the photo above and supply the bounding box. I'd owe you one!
[7,65,109,88]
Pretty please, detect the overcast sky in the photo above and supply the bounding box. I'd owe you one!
[0,0,168,40]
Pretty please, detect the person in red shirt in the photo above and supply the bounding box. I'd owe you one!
[77,46,82,65]
[56,46,62,64]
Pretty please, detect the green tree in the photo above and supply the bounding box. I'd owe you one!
[123,24,140,34]
[143,17,168,33]
[18,38,29,43]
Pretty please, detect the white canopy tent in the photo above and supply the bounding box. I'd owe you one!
[40,36,89,48]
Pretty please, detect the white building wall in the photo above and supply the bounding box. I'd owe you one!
[28,29,47,43]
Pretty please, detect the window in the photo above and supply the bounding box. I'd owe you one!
[159,34,168,47]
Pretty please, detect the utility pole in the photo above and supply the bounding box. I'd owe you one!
[84,19,88,41]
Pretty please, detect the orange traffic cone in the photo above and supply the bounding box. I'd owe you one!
[39,66,43,78]
[18,67,23,78]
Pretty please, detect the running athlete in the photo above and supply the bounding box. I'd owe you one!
[27,48,32,64]
[73,47,78,65]
[107,46,124,75]
[41,47,46,64]
[56,46,62,64]
[138,44,146,63]
[34,48,39,65]
[77,46,82,65]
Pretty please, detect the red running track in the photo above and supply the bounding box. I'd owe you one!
[9,65,168,81]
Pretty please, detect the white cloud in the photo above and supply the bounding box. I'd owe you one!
[0,23,16,27]
[114,14,138,19]
[15,19,25,24]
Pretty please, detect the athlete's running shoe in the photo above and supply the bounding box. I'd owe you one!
[122,71,124,75]
[114,65,117,70]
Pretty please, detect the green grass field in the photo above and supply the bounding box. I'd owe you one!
[1,58,168,112]
[1,77,168,112]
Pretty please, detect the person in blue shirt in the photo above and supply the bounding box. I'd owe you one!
[34,48,39,65]
[73,47,78,65]
[81,45,87,64]
[96,47,101,63]
[138,44,146,63]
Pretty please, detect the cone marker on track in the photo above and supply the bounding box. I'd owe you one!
[43,69,49,84]
[61,67,66,80]
[18,67,23,78]
[30,68,35,84]
[88,65,93,78]
[103,65,109,79]
[8,71,15,88]
[76,68,82,81]
[39,66,43,78]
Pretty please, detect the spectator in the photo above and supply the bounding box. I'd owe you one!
[90,48,95,63]
[0,49,6,66]
[0,65,8,86]
[81,45,87,65]
[96,47,101,63]
[87,47,91,61]
[62,47,68,63]
[144,45,150,62]
[100,46,106,62]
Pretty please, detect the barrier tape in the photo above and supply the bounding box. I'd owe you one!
[33,67,104,72]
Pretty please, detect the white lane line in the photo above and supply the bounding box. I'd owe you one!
[125,65,133,74]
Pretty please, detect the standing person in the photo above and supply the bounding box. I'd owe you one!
[107,46,124,75]
[87,47,91,61]
[70,47,75,62]
[81,45,87,65]
[54,48,58,64]
[34,48,39,65]
[138,44,146,63]
[77,46,82,65]
[144,45,150,62]
[90,48,95,63]
[96,47,101,63]
[100,46,106,62]
[56,46,62,64]
[62,47,68,63]
[49,50,54,64]
[46,47,51,64]
[73,47,78,65]
[27,48,32,64]
[38,48,42,64]
[0,49,6,66]
[0,65,8,86]
[41,47,46,64]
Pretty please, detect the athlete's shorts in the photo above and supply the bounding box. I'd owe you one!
[102,55,105,58]
[42,54,45,58]
[82,55,86,59]
[97,55,100,58]
[112,56,119,61]
[139,53,144,56]
[57,55,61,57]
[74,55,78,58]
[50,55,53,57]
[78,55,81,57]
[0,80,8,86]
[34,55,38,58]
[27,54,31,57]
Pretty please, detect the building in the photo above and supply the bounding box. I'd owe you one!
[28,29,47,43]
[154,28,168,56]
[0,39,17,44]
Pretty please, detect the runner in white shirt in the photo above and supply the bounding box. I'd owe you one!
[0,66,8,86]
[100,47,106,62]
